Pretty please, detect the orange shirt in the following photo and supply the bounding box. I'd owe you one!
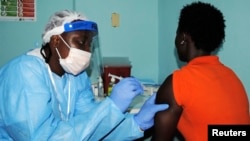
[173,56,249,141]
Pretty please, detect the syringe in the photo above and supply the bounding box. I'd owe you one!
[108,73,123,80]
[108,73,152,94]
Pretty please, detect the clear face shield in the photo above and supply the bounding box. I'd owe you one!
[64,20,103,81]
[86,35,104,84]
[43,18,103,83]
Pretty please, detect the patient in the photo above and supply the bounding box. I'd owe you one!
[151,2,250,141]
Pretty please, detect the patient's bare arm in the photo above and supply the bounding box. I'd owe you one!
[151,74,183,141]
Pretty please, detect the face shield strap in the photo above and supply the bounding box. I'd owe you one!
[64,20,98,33]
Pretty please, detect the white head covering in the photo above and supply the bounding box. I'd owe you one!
[42,10,88,45]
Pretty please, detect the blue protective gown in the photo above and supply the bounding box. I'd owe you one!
[0,48,143,141]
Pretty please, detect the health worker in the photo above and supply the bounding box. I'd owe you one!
[0,10,168,141]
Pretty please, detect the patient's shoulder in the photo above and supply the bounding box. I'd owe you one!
[156,74,174,104]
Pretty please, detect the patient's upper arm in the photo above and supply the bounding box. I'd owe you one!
[151,74,183,141]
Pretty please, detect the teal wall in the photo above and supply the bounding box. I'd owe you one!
[0,0,249,101]
[75,0,159,82]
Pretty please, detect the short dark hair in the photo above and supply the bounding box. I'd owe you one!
[178,2,225,52]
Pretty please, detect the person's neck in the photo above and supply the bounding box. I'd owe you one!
[48,59,65,77]
[187,49,211,62]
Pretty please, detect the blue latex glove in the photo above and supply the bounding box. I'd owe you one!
[134,93,169,131]
[110,77,144,113]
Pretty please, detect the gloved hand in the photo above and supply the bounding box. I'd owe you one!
[134,93,169,131]
[110,77,144,113]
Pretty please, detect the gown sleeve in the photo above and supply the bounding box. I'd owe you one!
[0,55,143,141]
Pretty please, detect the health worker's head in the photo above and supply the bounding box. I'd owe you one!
[40,10,98,76]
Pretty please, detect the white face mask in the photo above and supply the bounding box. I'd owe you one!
[56,35,91,75]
